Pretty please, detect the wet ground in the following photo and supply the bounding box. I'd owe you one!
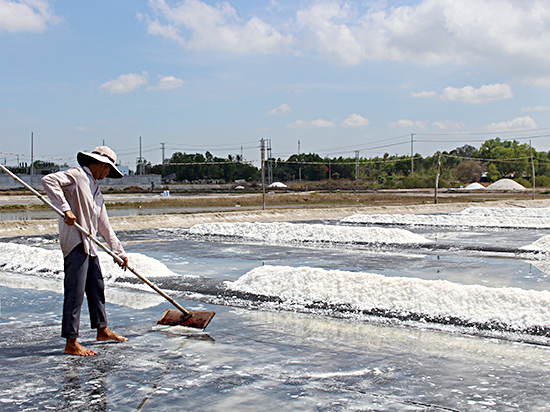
[2,278,550,412]
[1,217,550,411]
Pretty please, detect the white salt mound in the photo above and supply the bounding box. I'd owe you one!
[464,182,485,190]
[486,178,526,191]
[188,222,431,245]
[0,243,180,282]
[521,235,550,251]
[227,265,550,329]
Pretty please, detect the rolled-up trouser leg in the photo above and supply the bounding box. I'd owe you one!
[62,244,88,339]
[85,255,107,330]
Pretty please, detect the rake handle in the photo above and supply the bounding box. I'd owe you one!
[0,163,190,316]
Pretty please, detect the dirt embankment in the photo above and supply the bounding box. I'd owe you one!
[2,198,550,238]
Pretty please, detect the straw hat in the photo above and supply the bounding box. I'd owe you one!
[77,146,124,179]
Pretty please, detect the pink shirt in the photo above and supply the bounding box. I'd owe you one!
[41,167,127,259]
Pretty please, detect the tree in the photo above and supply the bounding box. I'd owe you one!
[455,160,486,183]
[487,163,499,182]
[451,144,478,158]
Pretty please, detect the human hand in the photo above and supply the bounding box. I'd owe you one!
[116,257,128,271]
[64,210,76,226]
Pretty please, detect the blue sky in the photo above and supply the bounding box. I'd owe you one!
[1,0,550,168]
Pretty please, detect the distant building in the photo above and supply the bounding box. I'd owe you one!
[35,161,60,175]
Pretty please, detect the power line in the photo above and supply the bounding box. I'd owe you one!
[272,134,411,158]
[416,127,550,137]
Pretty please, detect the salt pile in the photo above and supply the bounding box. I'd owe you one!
[187,222,431,245]
[342,206,550,228]
[0,243,180,283]
[521,235,550,252]
[227,265,550,330]
[486,178,526,190]
[464,182,485,190]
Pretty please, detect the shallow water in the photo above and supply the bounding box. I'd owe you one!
[1,278,550,412]
[2,210,550,411]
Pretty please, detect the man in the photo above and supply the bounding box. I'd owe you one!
[42,146,129,356]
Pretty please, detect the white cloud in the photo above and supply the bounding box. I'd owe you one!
[146,18,185,45]
[523,105,550,112]
[388,119,428,129]
[0,0,61,33]
[287,119,336,128]
[145,0,292,54]
[311,119,336,128]
[75,126,90,131]
[411,91,436,98]
[99,72,149,95]
[267,0,283,12]
[147,75,185,91]
[524,77,550,87]
[267,103,292,116]
[483,116,538,132]
[341,114,370,127]
[432,120,465,130]
[139,0,550,77]
[440,83,513,104]
[295,0,550,73]
[296,2,366,65]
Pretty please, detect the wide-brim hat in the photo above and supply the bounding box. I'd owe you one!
[77,146,124,179]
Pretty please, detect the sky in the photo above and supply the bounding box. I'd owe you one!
[1,0,550,169]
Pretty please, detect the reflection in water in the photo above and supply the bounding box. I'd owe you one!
[240,309,550,371]
[62,361,107,411]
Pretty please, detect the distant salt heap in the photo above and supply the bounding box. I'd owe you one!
[486,178,526,191]
[464,182,485,190]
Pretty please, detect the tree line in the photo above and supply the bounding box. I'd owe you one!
[146,138,550,188]
[10,138,550,188]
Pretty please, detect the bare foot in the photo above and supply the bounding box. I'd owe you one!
[96,327,128,342]
[65,338,97,356]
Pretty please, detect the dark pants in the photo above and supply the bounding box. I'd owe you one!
[62,243,108,339]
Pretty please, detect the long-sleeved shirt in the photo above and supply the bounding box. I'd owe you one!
[41,166,127,259]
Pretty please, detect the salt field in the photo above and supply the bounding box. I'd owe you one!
[342,206,550,229]
[1,203,550,410]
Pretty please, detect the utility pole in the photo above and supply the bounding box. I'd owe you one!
[530,140,536,200]
[261,138,265,210]
[30,132,34,176]
[410,133,415,177]
[434,152,441,204]
[161,142,165,174]
[354,150,359,180]
[267,139,273,184]
[298,140,301,182]
[139,136,143,175]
